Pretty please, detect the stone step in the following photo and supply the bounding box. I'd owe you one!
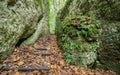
[41,53,53,56]
[32,46,48,50]
[3,66,50,72]
[42,37,51,46]
[35,48,48,50]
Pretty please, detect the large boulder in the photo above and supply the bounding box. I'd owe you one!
[56,0,100,68]
[98,21,120,73]
[92,0,120,73]
[56,0,120,73]
[0,0,49,61]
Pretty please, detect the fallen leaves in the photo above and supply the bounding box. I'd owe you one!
[0,35,117,75]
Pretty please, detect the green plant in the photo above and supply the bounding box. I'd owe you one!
[63,52,73,64]
[58,14,101,67]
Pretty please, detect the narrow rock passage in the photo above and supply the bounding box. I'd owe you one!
[0,35,117,75]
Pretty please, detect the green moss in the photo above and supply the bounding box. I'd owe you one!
[57,14,100,67]
[56,0,120,73]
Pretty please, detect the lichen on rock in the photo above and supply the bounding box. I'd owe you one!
[0,0,49,61]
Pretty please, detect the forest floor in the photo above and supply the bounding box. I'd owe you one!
[0,35,117,75]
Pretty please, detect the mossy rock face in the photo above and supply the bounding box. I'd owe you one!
[57,15,100,67]
[93,0,120,73]
[97,21,120,73]
[94,0,120,20]
[56,0,120,73]
[0,0,49,61]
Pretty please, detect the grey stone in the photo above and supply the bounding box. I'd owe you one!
[0,0,49,60]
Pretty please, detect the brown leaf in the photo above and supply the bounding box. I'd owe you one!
[33,70,39,75]
[13,56,20,62]
[59,60,65,66]
[51,65,57,69]
[7,70,13,75]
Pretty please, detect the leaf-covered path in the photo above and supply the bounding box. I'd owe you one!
[0,35,117,75]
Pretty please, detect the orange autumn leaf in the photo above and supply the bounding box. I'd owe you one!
[8,70,13,75]
[15,71,20,75]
